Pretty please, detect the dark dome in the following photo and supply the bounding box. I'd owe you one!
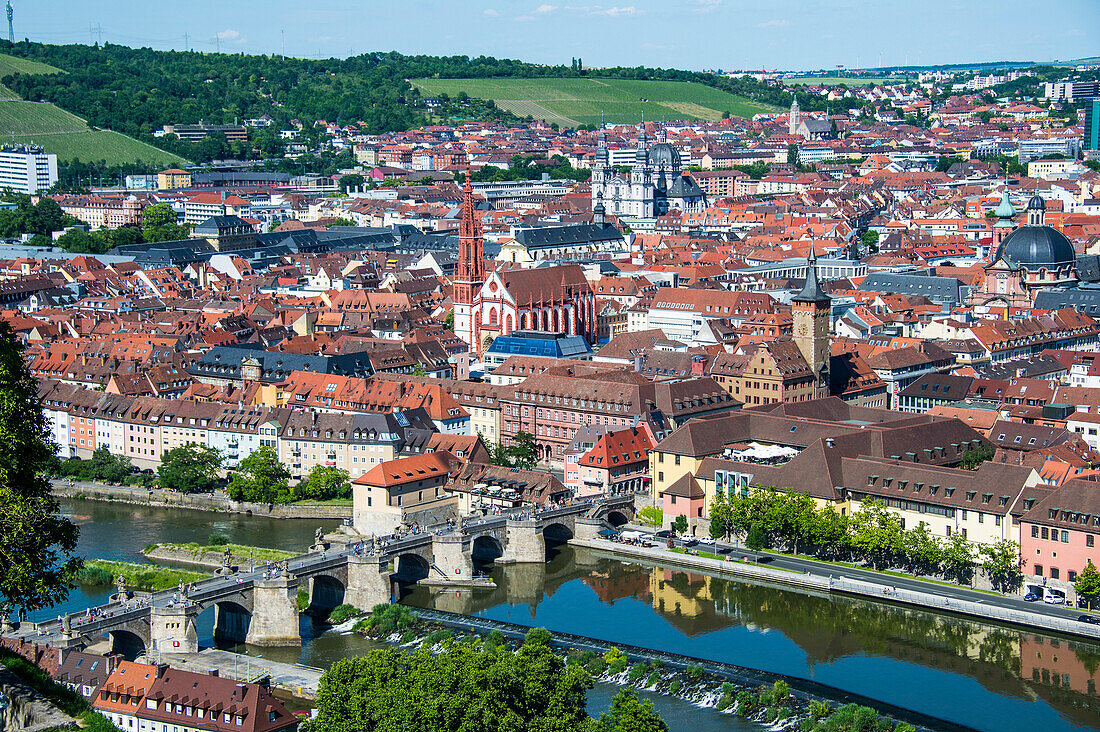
[994,224,1075,271]
[1027,195,1046,211]
[647,142,681,171]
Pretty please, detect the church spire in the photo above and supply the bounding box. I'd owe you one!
[793,248,830,304]
[456,164,484,290]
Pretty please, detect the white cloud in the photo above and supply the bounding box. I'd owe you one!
[757,19,789,28]
[216,29,240,41]
[690,0,721,13]
[534,4,559,13]
[589,5,639,17]
[641,42,671,50]
[484,8,500,17]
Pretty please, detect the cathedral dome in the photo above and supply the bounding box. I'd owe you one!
[994,224,1075,271]
[647,142,681,172]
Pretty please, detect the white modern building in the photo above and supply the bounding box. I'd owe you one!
[0,144,57,194]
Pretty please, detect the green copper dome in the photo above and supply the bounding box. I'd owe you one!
[994,190,1015,222]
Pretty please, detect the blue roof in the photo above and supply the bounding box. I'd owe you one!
[484,330,592,359]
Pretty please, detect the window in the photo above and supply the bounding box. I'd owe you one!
[1070,570,1078,582]
[1035,564,1044,576]
[1031,526,1040,538]
[1062,530,1070,543]
[1051,568,1060,580]
[1088,535,1095,548]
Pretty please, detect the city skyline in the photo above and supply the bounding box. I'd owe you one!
[11,0,1099,72]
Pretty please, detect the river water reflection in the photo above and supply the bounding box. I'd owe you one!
[52,500,1100,732]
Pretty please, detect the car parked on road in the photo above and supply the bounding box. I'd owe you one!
[1077,614,1098,624]
[681,538,699,548]
[1023,592,1042,601]
[654,530,671,539]
[698,537,715,545]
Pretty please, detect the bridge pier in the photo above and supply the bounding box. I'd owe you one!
[575,517,605,541]
[432,534,472,580]
[246,576,301,647]
[150,605,199,654]
[501,519,544,563]
[344,555,392,610]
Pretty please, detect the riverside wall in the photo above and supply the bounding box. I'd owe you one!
[572,538,1100,642]
[52,481,351,519]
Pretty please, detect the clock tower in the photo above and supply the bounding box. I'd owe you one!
[792,251,831,396]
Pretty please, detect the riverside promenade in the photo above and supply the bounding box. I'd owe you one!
[52,479,352,519]
[572,537,1100,641]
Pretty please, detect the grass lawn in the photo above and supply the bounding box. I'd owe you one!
[411,77,779,125]
[150,542,297,562]
[77,559,208,592]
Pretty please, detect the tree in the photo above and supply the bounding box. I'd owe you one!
[980,539,1023,594]
[328,217,355,228]
[158,443,222,494]
[848,498,904,570]
[637,506,663,528]
[787,144,800,168]
[411,363,427,377]
[709,488,733,540]
[297,465,351,501]
[226,447,290,504]
[142,202,177,228]
[958,443,994,470]
[89,446,132,483]
[593,689,669,732]
[941,532,975,585]
[860,229,879,253]
[508,431,539,470]
[671,515,688,535]
[0,321,81,614]
[901,522,942,576]
[745,524,766,551]
[1076,561,1100,610]
[338,173,365,193]
[306,634,599,732]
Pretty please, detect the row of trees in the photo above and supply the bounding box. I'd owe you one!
[96,443,353,505]
[709,488,1023,592]
[457,155,592,184]
[49,203,191,254]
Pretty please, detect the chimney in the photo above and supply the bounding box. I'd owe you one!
[156,664,168,678]
[825,437,835,448]
[209,669,219,677]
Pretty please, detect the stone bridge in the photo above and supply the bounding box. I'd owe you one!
[6,497,635,654]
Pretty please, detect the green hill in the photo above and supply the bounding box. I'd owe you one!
[412,77,779,126]
[0,100,185,165]
[0,50,62,100]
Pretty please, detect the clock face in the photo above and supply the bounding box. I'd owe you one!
[796,323,810,337]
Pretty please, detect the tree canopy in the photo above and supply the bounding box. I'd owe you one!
[0,321,80,614]
[226,447,290,504]
[158,444,222,494]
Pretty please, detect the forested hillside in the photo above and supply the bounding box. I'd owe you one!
[0,41,816,163]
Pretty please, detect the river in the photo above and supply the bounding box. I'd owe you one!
[44,499,1100,732]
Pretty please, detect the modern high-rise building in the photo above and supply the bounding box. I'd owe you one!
[0,144,57,194]
[1084,99,1100,153]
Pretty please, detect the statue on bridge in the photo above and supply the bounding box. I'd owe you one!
[218,546,234,575]
[0,602,12,634]
[311,526,328,552]
[61,613,71,638]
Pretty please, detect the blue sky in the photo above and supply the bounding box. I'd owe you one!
[13,1,1099,71]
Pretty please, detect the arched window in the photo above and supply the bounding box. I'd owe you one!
[488,308,498,326]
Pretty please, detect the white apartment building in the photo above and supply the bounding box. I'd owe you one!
[0,144,57,194]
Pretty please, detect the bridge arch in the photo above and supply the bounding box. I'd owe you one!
[542,522,574,543]
[471,535,504,563]
[395,553,430,583]
[212,600,252,644]
[108,629,146,660]
[308,575,347,616]
[605,510,630,527]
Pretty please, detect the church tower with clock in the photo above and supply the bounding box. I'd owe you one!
[792,251,831,397]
